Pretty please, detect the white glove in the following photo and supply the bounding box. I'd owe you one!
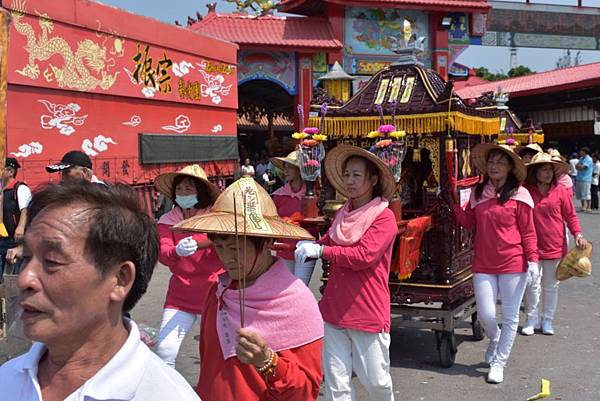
[176,236,198,257]
[295,241,323,265]
[527,261,540,284]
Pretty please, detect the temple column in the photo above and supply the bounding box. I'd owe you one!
[429,13,450,81]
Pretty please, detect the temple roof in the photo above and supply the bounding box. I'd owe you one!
[190,12,343,51]
[280,0,491,15]
[456,61,600,100]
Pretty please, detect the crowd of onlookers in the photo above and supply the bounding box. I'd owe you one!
[566,147,600,212]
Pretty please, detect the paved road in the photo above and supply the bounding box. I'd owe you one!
[3,213,599,400]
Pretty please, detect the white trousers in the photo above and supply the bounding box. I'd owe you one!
[323,323,394,401]
[282,258,316,286]
[156,308,200,368]
[524,259,561,322]
[473,272,527,368]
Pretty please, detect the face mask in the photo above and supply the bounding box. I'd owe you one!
[176,194,198,209]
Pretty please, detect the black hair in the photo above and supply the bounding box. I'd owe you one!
[343,155,383,199]
[520,148,538,158]
[526,163,556,186]
[581,147,591,155]
[475,149,520,205]
[171,175,213,210]
[27,182,159,312]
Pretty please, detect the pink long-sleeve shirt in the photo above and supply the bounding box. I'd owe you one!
[453,192,538,274]
[318,208,398,333]
[273,193,303,261]
[528,183,581,260]
[158,223,226,315]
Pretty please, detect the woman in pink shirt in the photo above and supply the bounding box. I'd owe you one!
[453,144,538,384]
[296,145,398,401]
[154,165,225,367]
[270,151,315,285]
[522,153,587,336]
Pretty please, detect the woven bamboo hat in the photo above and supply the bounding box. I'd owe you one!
[174,177,314,240]
[154,164,220,203]
[515,143,544,158]
[526,152,569,178]
[472,143,527,182]
[324,144,396,200]
[271,151,300,171]
[548,149,567,163]
[556,242,593,281]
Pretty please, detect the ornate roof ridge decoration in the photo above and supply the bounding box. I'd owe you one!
[279,0,491,15]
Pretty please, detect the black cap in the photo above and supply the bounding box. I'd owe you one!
[46,150,92,173]
[5,157,21,170]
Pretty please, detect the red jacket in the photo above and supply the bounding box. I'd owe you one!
[528,183,581,259]
[453,196,538,274]
[158,223,225,314]
[318,208,398,333]
[196,283,323,401]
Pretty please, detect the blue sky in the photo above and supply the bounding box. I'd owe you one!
[98,0,600,73]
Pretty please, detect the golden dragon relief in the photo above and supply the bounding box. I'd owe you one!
[11,0,120,92]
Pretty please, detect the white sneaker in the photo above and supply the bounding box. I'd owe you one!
[521,320,536,336]
[487,365,504,384]
[541,319,555,335]
[484,339,498,365]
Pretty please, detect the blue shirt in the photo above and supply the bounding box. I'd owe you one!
[578,155,593,182]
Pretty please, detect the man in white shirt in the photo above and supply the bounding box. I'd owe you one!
[0,182,201,401]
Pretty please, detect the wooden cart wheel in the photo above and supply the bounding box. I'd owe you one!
[436,331,457,368]
[471,312,485,341]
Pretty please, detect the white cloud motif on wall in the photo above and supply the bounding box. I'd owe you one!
[172,61,195,77]
[211,124,223,133]
[11,142,43,158]
[162,115,191,133]
[82,135,117,157]
[123,115,142,127]
[38,100,88,136]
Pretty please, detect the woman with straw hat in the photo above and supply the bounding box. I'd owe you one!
[270,150,315,285]
[515,143,543,164]
[296,144,398,401]
[153,165,225,367]
[546,148,574,197]
[521,152,588,336]
[175,177,324,401]
[453,143,538,384]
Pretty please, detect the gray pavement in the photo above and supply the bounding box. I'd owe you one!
[2,212,599,400]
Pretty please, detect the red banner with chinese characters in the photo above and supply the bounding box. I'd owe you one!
[6,10,237,109]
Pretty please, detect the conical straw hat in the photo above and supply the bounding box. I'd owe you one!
[526,152,569,178]
[271,151,300,171]
[556,242,593,281]
[515,143,543,158]
[471,143,527,182]
[154,164,220,203]
[174,177,314,240]
[325,144,396,200]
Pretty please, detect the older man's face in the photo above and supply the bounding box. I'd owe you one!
[60,166,90,182]
[18,204,117,345]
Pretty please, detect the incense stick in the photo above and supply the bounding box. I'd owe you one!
[233,193,244,328]
[241,191,248,328]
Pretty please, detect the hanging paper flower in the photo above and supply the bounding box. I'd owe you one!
[312,134,328,142]
[367,131,382,139]
[378,124,396,134]
[303,159,321,167]
[302,139,318,147]
[390,130,406,139]
[376,139,393,148]
[292,132,310,140]
[303,127,320,135]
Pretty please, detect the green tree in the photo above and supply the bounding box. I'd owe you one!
[507,65,534,78]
